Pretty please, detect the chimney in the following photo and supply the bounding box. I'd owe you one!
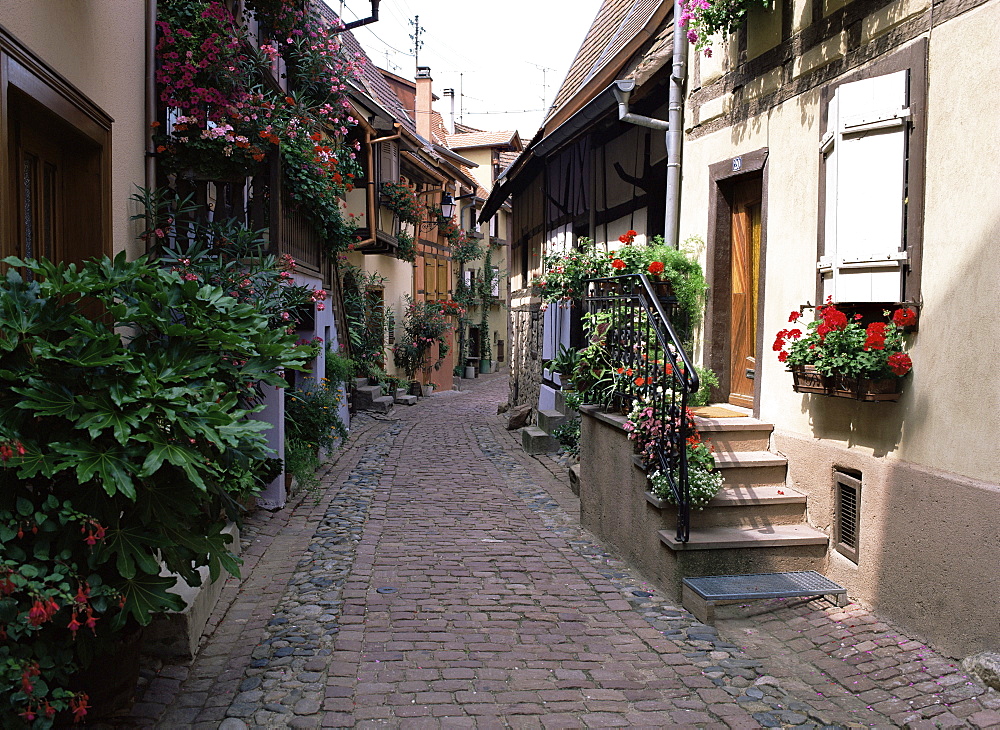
[415,66,433,141]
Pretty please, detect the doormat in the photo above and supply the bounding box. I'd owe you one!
[691,405,748,418]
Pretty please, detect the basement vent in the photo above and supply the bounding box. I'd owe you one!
[834,469,861,563]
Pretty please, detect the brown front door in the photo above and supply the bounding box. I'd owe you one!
[729,180,762,408]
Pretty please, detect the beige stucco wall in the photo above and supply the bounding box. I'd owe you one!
[1,1,148,259]
[681,4,1000,486]
[777,430,1000,658]
[675,0,1000,658]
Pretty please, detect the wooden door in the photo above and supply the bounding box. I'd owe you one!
[729,181,762,408]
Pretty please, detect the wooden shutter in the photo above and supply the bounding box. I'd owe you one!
[378,140,399,183]
[821,70,910,303]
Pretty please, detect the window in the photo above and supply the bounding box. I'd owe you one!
[818,43,926,305]
[491,266,500,298]
[1,36,111,265]
[377,139,399,183]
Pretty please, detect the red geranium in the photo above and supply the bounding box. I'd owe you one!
[892,307,917,327]
[864,322,887,350]
[647,261,665,276]
[888,352,912,376]
[611,258,626,270]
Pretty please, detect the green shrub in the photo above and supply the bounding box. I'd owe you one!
[285,378,347,454]
[552,419,581,457]
[0,252,307,722]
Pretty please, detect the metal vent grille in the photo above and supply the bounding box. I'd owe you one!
[835,471,861,563]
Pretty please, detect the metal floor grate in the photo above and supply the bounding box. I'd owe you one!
[683,571,846,601]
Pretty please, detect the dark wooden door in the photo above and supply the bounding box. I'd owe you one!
[729,181,762,408]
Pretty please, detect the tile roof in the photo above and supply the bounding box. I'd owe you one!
[546,0,665,122]
[445,131,522,151]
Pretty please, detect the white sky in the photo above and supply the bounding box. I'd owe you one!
[328,0,604,139]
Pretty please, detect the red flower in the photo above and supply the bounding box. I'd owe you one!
[634,376,646,387]
[893,307,917,327]
[888,352,912,376]
[778,351,788,362]
[864,322,887,350]
[647,261,665,276]
[788,310,800,323]
[611,259,626,270]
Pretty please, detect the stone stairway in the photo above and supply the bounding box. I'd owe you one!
[656,414,829,576]
[352,378,416,413]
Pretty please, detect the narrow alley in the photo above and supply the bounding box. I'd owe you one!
[122,374,997,729]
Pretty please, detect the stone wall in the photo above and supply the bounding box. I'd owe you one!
[508,293,544,410]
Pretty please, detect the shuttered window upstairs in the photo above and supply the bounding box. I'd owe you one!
[378,139,399,183]
[820,70,910,304]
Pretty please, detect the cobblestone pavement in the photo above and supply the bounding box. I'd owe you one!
[125,374,1000,729]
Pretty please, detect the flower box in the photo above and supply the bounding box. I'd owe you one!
[790,365,902,402]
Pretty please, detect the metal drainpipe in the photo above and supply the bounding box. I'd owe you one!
[611,1,688,248]
[665,0,689,250]
[145,0,157,211]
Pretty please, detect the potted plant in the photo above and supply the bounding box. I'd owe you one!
[391,298,453,386]
[774,301,916,401]
[380,182,422,226]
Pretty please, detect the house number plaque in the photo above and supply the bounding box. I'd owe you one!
[732,157,743,172]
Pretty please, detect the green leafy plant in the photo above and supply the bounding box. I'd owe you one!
[380,182,421,225]
[681,0,772,55]
[775,301,915,379]
[341,264,388,378]
[0,252,307,723]
[689,366,720,407]
[391,298,453,382]
[552,419,581,457]
[545,345,582,377]
[626,401,723,509]
[395,231,416,263]
[324,347,355,387]
[285,379,348,454]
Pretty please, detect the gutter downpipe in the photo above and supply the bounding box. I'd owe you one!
[611,2,688,248]
[145,0,157,228]
[665,0,689,250]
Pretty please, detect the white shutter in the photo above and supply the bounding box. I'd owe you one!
[821,70,910,303]
[491,266,500,297]
[379,140,399,182]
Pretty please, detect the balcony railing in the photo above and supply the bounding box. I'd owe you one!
[585,273,699,542]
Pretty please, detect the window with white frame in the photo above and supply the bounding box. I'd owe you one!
[820,70,911,304]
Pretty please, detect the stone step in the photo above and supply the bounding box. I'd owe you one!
[568,463,581,495]
[645,485,808,527]
[394,388,409,400]
[353,377,370,390]
[395,394,418,406]
[537,409,567,435]
[353,385,384,409]
[659,523,829,551]
[522,425,558,455]
[694,417,774,453]
[367,395,395,414]
[714,450,787,489]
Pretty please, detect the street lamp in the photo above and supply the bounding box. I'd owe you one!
[439,193,456,219]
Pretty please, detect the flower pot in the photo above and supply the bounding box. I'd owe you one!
[409,381,422,396]
[464,365,476,379]
[421,384,434,397]
[479,360,492,374]
[789,365,829,395]
[790,365,902,402]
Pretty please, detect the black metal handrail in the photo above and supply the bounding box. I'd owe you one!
[585,273,699,542]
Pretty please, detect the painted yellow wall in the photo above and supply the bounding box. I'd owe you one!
[681,5,1000,485]
[1,1,148,259]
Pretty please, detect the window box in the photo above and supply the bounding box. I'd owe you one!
[789,365,901,402]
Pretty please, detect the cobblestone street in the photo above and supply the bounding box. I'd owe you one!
[130,374,1000,729]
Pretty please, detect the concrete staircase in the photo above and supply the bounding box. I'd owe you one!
[352,378,396,413]
[656,415,828,575]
